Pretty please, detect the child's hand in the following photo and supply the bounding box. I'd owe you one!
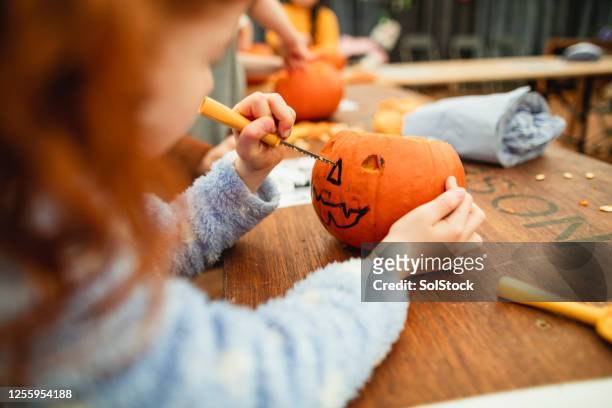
[280,32,310,69]
[383,177,485,243]
[233,92,296,192]
[199,136,236,174]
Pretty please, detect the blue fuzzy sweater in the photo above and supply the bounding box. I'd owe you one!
[0,157,408,407]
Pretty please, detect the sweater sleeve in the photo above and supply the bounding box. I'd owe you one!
[76,258,408,408]
[147,155,279,277]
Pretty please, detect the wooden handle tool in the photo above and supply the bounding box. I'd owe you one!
[497,276,612,343]
[198,97,335,166]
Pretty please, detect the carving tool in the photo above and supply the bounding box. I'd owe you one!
[497,276,612,343]
[198,97,335,166]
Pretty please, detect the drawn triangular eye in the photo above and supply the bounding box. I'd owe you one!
[326,158,342,185]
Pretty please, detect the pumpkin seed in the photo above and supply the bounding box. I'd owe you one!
[535,319,551,330]
[535,174,546,181]
[563,172,573,179]
[585,172,595,179]
[600,205,612,213]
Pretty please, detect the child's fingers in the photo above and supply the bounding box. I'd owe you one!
[460,204,486,241]
[235,93,295,139]
[413,188,466,224]
[445,176,458,190]
[286,57,305,70]
[443,192,473,230]
[239,116,276,146]
[266,93,295,121]
[266,93,295,139]
[235,92,272,120]
[470,233,483,243]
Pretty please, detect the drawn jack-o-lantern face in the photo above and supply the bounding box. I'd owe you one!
[311,131,466,248]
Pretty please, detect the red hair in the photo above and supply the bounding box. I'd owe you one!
[0,0,233,383]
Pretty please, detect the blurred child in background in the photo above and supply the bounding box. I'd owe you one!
[185,0,309,178]
[267,0,340,56]
[0,0,484,406]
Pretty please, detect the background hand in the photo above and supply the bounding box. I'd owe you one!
[279,32,310,69]
[199,136,236,174]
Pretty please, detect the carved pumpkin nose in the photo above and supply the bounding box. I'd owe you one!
[361,155,382,172]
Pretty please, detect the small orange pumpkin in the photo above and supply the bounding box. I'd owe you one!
[311,131,466,248]
[274,62,344,121]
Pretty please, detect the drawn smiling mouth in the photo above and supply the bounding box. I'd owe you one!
[312,187,370,229]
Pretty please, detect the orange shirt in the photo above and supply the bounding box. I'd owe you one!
[266,3,340,54]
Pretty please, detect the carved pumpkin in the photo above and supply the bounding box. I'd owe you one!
[274,62,344,121]
[311,131,466,248]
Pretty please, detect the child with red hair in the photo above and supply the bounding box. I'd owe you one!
[0,1,483,406]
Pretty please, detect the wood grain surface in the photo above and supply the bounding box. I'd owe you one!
[369,55,612,86]
[223,84,612,406]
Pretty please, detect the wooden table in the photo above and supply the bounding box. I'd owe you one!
[369,56,612,87]
[222,85,612,406]
[369,55,612,153]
